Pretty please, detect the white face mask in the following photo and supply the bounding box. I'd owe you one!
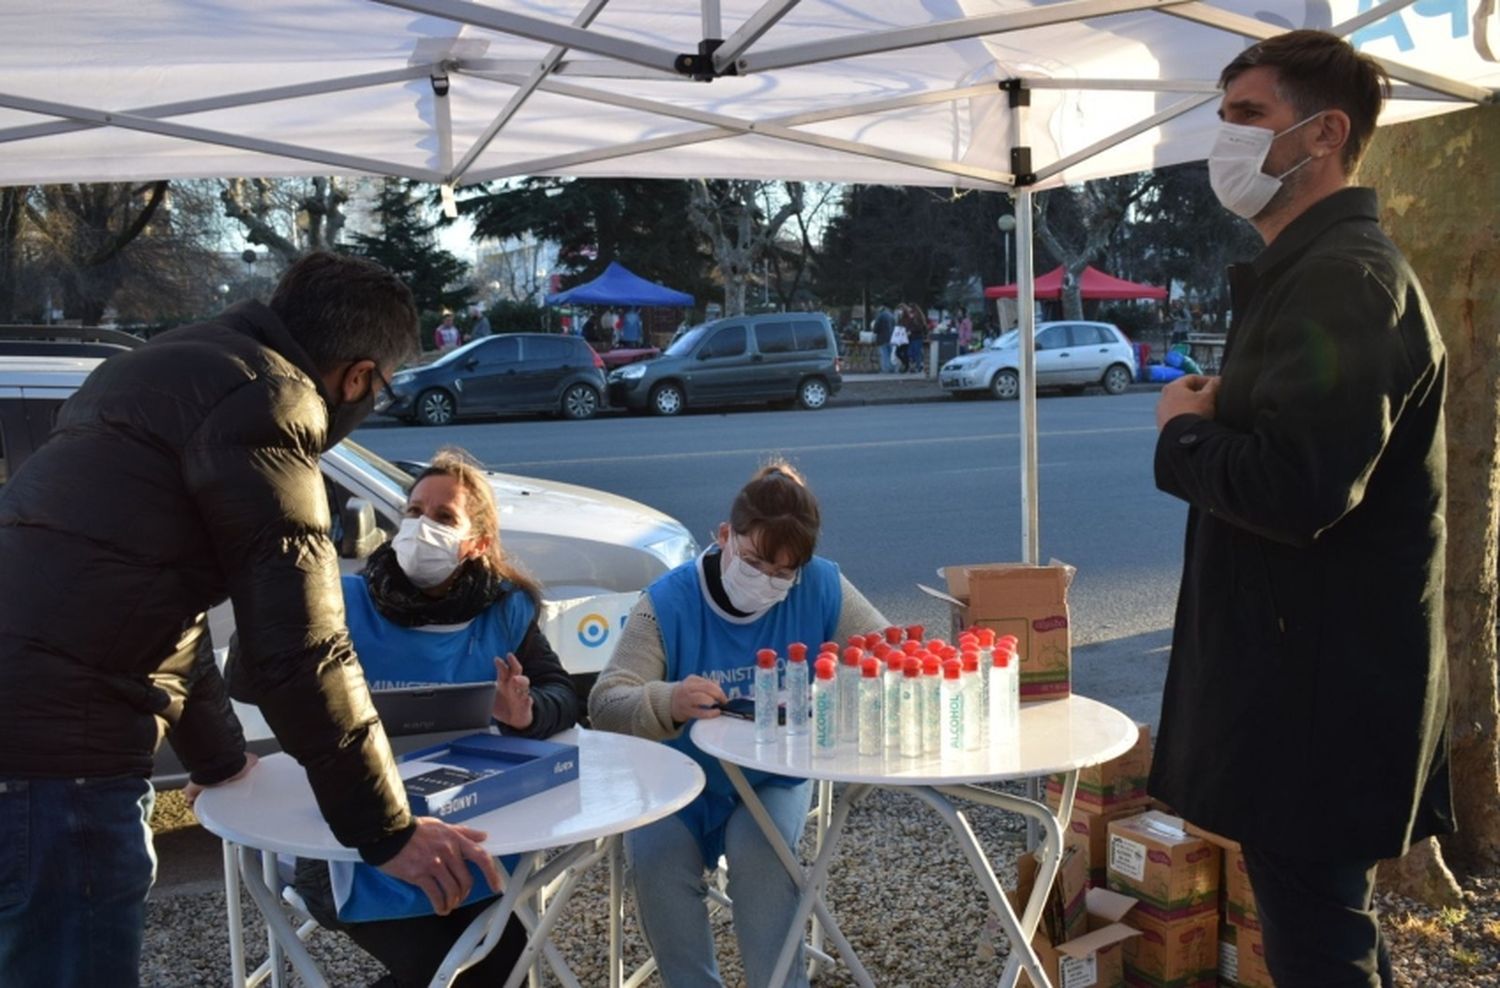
[719,537,796,614]
[392,515,469,589]
[1207,113,1321,220]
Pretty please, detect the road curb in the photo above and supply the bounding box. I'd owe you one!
[828,381,1164,408]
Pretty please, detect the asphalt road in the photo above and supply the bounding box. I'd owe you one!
[352,390,1185,725]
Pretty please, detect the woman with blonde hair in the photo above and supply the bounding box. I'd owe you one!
[294,446,578,988]
[590,462,886,988]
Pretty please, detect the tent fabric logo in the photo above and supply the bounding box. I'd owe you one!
[577,613,610,648]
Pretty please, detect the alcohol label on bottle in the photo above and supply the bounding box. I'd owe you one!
[1108,834,1148,882]
[1060,953,1097,988]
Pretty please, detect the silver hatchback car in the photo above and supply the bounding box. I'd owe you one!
[939,321,1138,400]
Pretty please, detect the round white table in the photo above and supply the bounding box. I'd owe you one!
[692,695,1138,988]
[196,728,705,988]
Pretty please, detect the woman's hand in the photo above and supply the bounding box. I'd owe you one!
[183,752,260,810]
[670,675,728,724]
[493,654,534,729]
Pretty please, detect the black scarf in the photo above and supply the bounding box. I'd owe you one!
[361,543,507,628]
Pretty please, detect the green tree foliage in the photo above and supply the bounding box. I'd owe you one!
[460,178,713,301]
[346,179,471,315]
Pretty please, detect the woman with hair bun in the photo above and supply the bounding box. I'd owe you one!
[590,461,887,988]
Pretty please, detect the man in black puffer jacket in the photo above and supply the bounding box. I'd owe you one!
[0,253,500,987]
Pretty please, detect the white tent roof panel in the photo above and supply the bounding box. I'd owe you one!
[1,0,1494,189]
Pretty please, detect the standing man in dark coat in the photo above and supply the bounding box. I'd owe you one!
[872,304,895,373]
[0,252,500,987]
[1152,31,1451,988]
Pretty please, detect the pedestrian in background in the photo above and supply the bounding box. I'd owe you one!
[621,307,644,347]
[434,312,461,351]
[469,305,492,339]
[872,304,895,373]
[1152,31,1450,988]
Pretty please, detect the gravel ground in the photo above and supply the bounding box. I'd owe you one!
[146,787,1500,987]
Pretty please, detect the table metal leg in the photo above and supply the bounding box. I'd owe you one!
[718,763,876,988]
[808,778,833,978]
[260,851,285,988]
[232,846,329,988]
[223,840,247,987]
[608,835,623,988]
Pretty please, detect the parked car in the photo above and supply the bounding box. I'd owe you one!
[382,333,608,425]
[0,352,698,784]
[938,321,1138,399]
[607,312,842,415]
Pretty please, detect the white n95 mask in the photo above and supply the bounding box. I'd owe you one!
[1208,114,1321,220]
[392,516,468,588]
[719,540,796,614]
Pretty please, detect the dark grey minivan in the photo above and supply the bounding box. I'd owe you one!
[382,333,607,425]
[606,312,842,415]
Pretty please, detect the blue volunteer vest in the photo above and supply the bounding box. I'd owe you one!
[330,575,534,923]
[650,551,841,863]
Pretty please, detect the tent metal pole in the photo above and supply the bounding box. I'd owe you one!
[1017,189,1039,569]
[701,0,721,39]
[715,0,802,72]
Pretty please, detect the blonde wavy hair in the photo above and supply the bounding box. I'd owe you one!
[412,446,541,604]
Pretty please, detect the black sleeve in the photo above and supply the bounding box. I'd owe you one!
[165,620,247,787]
[500,619,579,739]
[1154,257,1418,548]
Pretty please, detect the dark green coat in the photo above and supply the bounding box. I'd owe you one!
[1152,188,1453,861]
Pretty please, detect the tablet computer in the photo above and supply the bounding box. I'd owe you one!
[370,682,497,753]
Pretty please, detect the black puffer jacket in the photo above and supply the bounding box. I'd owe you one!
[0,302,411,857]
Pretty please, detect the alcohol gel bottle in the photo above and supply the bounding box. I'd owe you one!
[960,649,982,751]
[921,653,942,755]
[989,646,1020,743]
[786,642,810,737]
[899,658,923,758]
[754,649,779,745]
[813,657,838,757]
[941,660,966,757]
[858,658,883,756]
[839,647,863,744]
[883,653,903,751]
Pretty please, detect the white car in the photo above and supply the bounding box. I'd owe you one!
[939,321,1138,399]
[0,347,698,783]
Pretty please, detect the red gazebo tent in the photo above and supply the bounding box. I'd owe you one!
[985,266,1167,301]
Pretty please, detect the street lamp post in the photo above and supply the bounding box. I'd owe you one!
[996,213,1017,285]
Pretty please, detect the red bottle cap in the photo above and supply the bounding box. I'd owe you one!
[998,634,1018,648]
[884,626,904,644]
[872,642,891,660]
[958,632,979,649]
[820,641,840,656]
[861,633,881,651]
[842,646,864,666]
[788,642,808,663]
[962,650,979,673]
[901,641,921,656]
[905,624,924,642]
[943,661,962,680]
[922,654,940,675]
[756,648,778,669]
[941,646,959,662]
[928,637,948,653]
[993,647,1013,668]
[975,627,996,647]
[815,657,837,680]
[861,658,880,678]
[903,657,921,677]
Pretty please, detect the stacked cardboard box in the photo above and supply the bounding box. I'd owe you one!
[1184,824,1274,988]
[1106,811,1221,988]
[1012,847,1142,988]
[1047,722,1153,887]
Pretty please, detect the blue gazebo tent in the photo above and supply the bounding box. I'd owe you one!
[545,262,693,308]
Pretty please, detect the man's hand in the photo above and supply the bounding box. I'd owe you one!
[183,752,259,810]
[493,654,533,730]
[670,675,728,724]
[378,817,503,915]
[1156,374,1220,430]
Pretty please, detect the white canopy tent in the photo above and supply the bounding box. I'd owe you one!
[3,0,1495,560]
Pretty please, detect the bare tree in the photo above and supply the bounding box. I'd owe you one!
[221,177,349,263]
[1034,176,1158,319]
[688,180,803,315]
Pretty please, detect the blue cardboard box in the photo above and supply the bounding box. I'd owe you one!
[398,733,579,822]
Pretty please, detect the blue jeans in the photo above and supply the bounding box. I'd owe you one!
[0,776,157,988]
[626,781,813,988]
[878,343,893,373]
